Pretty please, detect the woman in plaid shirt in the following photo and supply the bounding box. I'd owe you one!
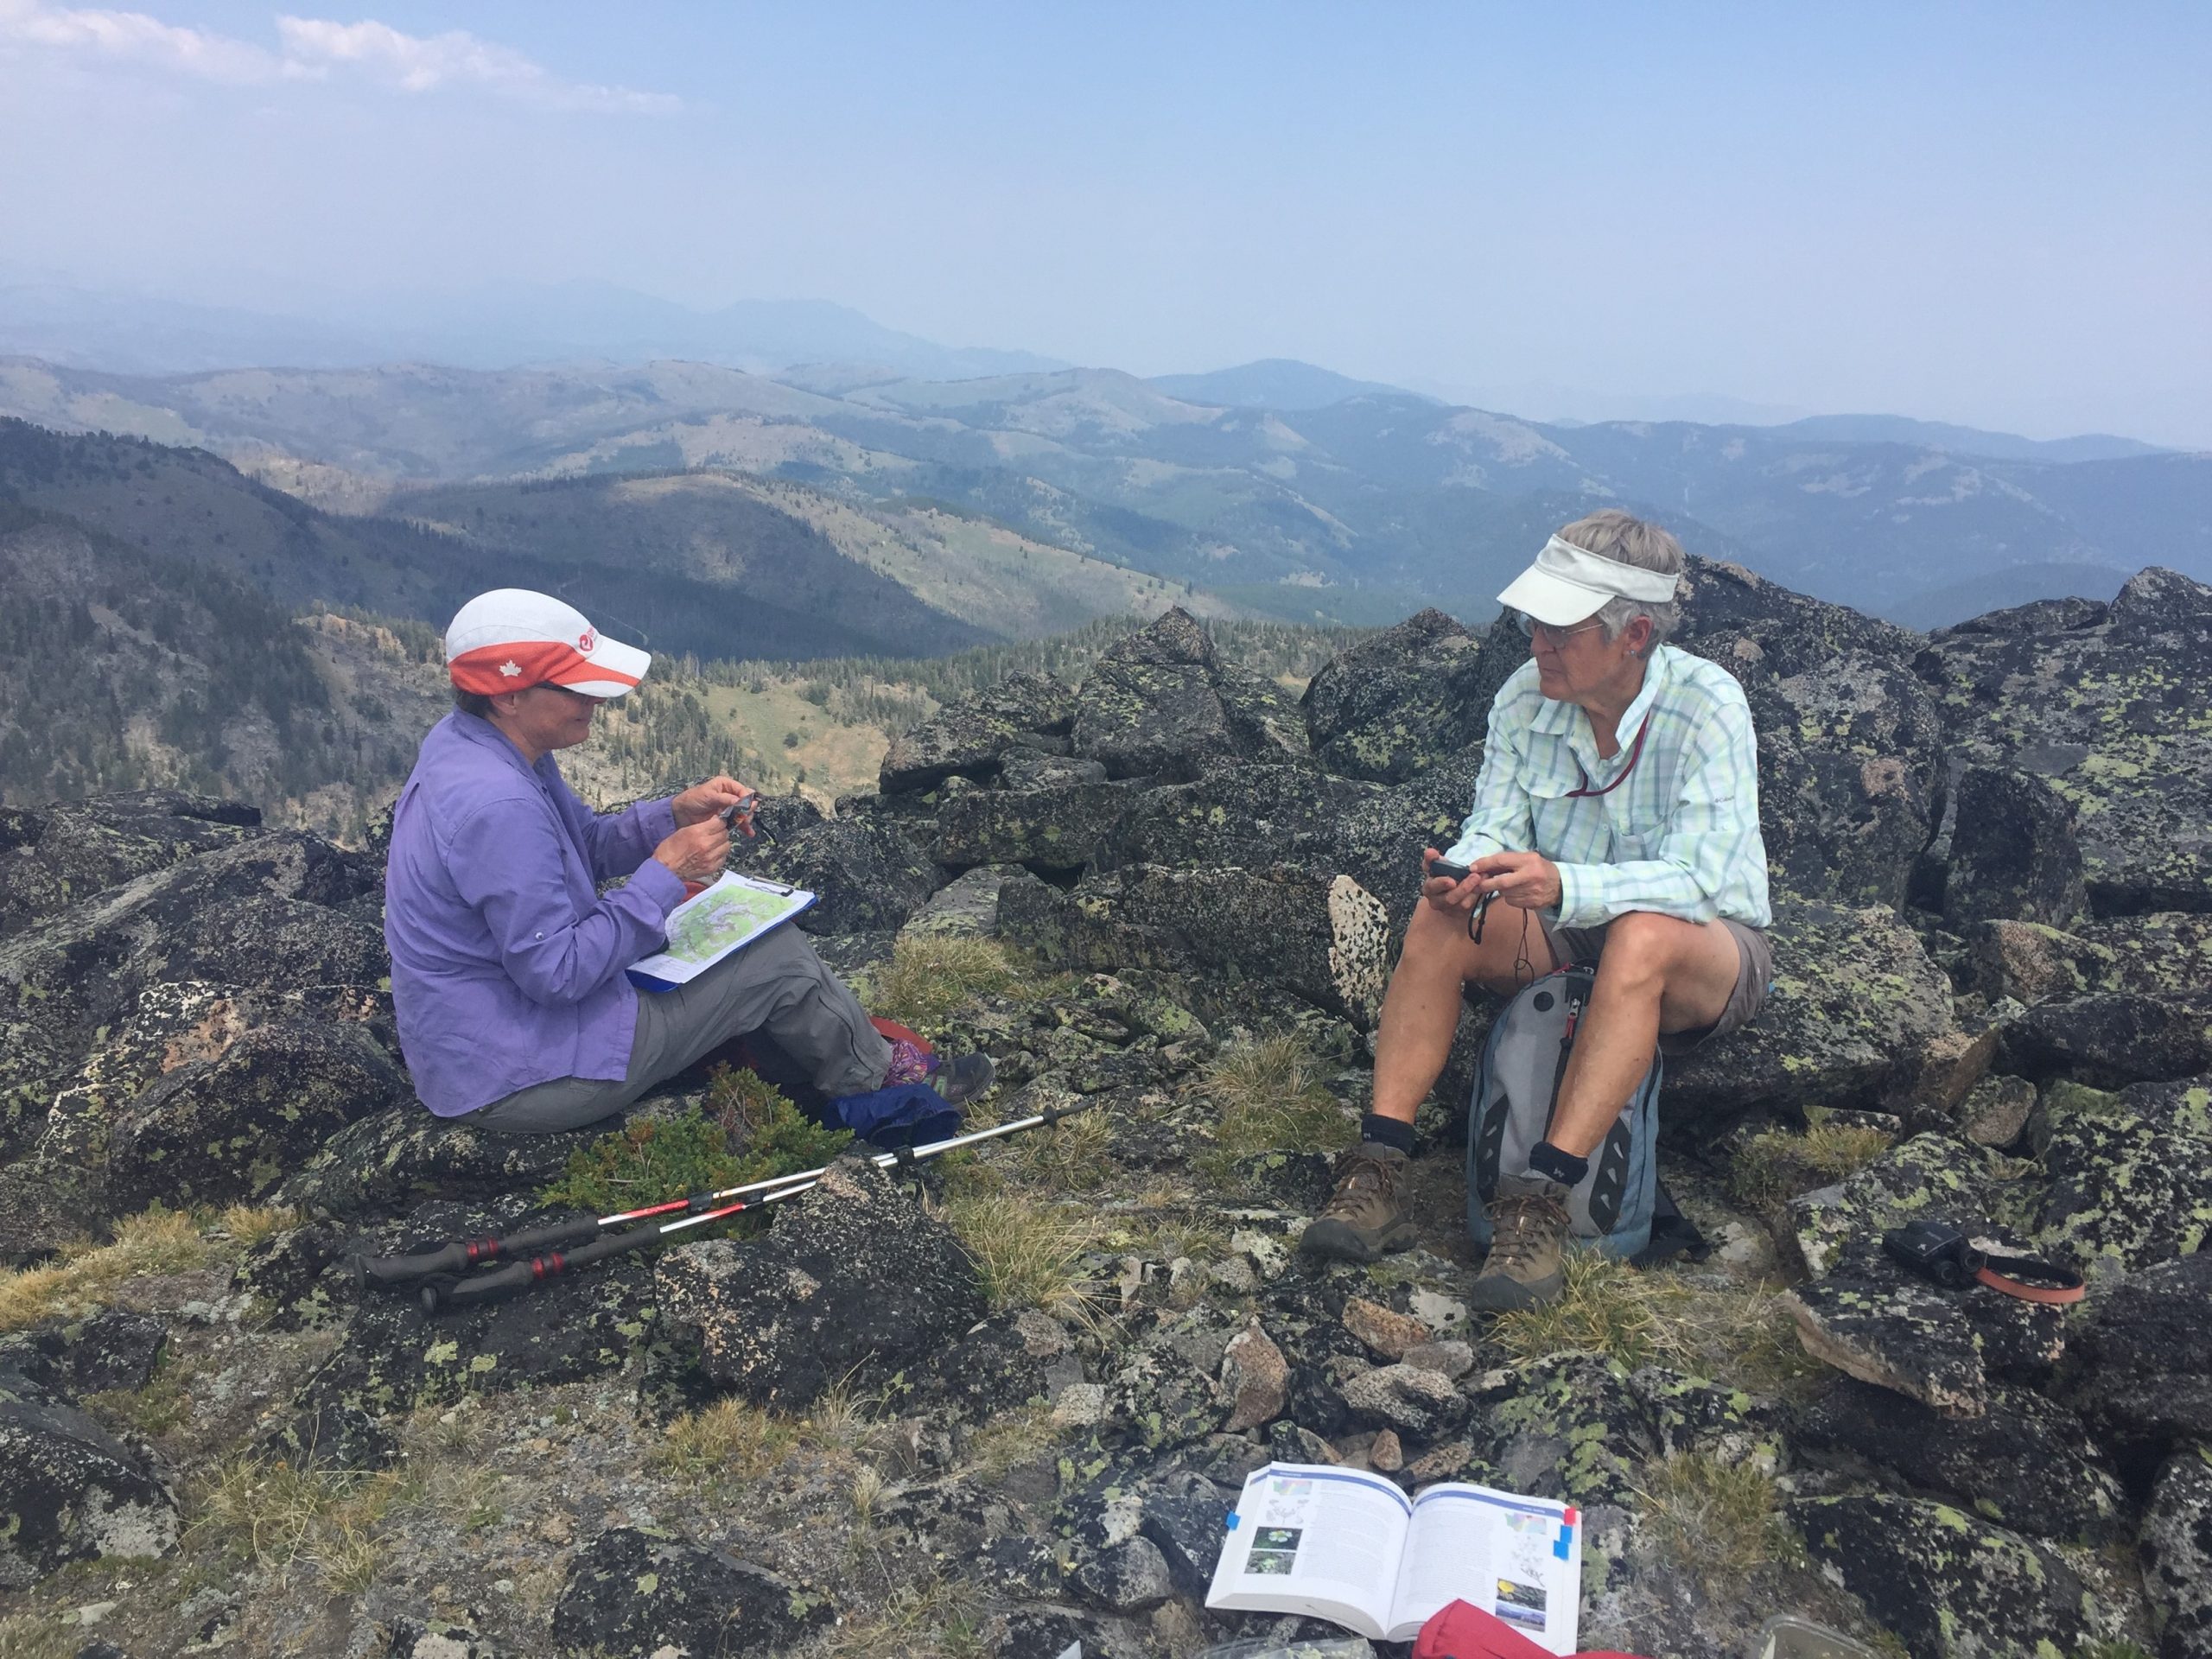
[1301,511,1773,1309]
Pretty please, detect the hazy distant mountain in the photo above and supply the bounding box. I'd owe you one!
[1147,359,1427,410]
[1771,414,2169,464]
[0,278,1066,381]
[5,354,2202,631]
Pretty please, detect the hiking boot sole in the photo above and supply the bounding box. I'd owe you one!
[1466,1266,1566,1313]
[936,1052,996,1106]
[1299,1215,1418,1264]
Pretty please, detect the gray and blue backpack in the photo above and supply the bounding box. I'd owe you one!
[1465,963,1663,1260]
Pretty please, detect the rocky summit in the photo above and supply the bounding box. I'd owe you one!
[3,566,2211,1659]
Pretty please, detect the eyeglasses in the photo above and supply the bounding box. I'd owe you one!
[1515,611,1607,644]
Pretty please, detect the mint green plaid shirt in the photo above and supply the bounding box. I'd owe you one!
[1443,644,1771,931]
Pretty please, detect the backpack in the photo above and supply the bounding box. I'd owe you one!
[1465,963,1662,1260]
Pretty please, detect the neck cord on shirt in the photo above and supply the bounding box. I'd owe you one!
[1568,713,1653,798]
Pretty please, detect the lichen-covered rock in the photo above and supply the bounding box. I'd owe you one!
[1628,1366,1788,1474]
[1069,1535,1176,1613]
[1300,608,1492,784]
[1796,1378,2125,1542]
[1675,558,1944,911]
[1791,1493,2112,1658]
[756,817,941,936]
[0,827,385,1159]
[1784,1132,2017,1280]
[0,1378,179,1587]
[1001,862,1391,1027]
[2069,1249,2212,1456]
[1103,1321,1234,1450]
[1942,765,2088,926]
[655,1154,985,1408]
[0,790,257,938]
[1341,1297,1432,1362]
[1917,565,2212,914]
[1664,900,1956,1122]
[278,1244,658,1469]
[0,1311,165,1400]
[1341,1362,1467,1439]
[932,779,1141,870]
[2141,1445,2212,1659]
[879,671,1077,793]
[1096,764,1380,877]
[105,1014,404,1210]
[385,1621,498,1659]
[1957,1073,2036,1147]
[0,1161,96,1267]
[1999,988,2212,1086]
[280,1103,601,1218]
[1071,607,1307,781]
[2029,1079,2212,1283]
[1972,912,2212,1007]
[1138,1474,1235,1597]
[550,1527,832,1658]
[897,863,1029,939]
[1469,1353,1652,1507]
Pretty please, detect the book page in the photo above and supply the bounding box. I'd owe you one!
[1384,1483,1581,1653]
[627,873,815,988]
[1204,1463,1413,1638]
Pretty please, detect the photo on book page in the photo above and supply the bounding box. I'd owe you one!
[1205,1462,1582,1651]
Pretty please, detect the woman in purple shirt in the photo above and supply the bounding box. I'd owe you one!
[384,589,990,1133]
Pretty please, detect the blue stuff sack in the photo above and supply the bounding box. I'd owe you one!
[1465,963,1662,1259]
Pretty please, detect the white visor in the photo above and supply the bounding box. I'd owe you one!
[1497,535,1681,626]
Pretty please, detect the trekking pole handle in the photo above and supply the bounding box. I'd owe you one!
[425,1221,670,1313]
[354,1215,602,1293]
[356,1237,497,1290]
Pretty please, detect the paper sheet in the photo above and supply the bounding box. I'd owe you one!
[627,871,816,989]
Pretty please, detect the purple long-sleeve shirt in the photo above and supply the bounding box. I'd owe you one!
[385,712,685,1117]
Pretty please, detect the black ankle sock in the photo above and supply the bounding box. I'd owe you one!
[1360,1113,1415,1155]
[1528,1140,1590,1186]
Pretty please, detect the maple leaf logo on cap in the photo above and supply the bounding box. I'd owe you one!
[499,660,522,677]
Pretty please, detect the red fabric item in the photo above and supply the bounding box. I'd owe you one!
[1412,1597,1649,1659]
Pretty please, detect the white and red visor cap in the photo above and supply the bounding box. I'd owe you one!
[445,589,652,698]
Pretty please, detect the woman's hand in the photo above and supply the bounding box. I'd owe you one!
[672,775,754,829]
[652,817,733,882]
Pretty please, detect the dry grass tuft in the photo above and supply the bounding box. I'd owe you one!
[864,936,1027,1030]
[213,1204,298,1247]
[1491,1250,1696,1370]
[653,1398,799,1486]
[1203,1032,1356,1156]
[1729,1114,1895,1210]
[190,1455,404,1592]
[942,1189,1107,1322]
[0,1207,215,1332]
[1631,1452,1798,1581]
[999,1102,1116,1192]
[798,1573,985,1659]
[960,1402,1064,1480]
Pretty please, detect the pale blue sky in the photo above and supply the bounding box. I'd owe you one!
[3,2,2206,443]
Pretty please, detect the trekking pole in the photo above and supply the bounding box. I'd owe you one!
[353,1096,1099,1296]
[417,1179,817,1314]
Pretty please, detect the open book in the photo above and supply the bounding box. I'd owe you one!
[627,872,817,991]
[1205,1462,1582,1652]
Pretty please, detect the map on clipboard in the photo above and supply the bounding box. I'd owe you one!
[628,872,817,992]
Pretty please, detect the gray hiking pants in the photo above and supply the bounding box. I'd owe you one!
[466,923,892,1135]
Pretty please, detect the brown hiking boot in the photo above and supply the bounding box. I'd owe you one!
[1300,1144,1416,1263]
[1469,1174,1571,1311]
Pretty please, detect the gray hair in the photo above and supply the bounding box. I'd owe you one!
[1555,509,1685,656]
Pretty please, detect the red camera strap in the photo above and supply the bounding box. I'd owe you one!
[1567,715,1652,798]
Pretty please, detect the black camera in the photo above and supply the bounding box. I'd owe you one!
[1882,1218,1985,1287]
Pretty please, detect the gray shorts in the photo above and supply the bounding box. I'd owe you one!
[1542,915,1774,1056]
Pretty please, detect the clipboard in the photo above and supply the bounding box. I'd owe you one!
[627,872,817,992]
